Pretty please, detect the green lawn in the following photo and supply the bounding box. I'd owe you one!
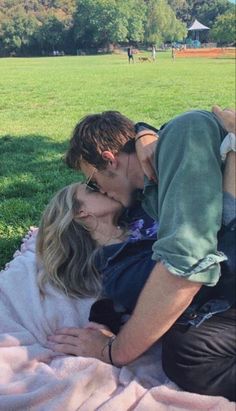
[0,51,235,268]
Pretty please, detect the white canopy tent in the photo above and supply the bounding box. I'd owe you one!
[188,19,210,41]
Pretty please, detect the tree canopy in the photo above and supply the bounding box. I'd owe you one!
[0,0,234,56]
[145,0,187,45]
[212,12,235,45]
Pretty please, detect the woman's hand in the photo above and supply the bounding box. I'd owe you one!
[48,326,114,362]
[212,105,236,134]
[135,131,159,182]
[84,321,110,331]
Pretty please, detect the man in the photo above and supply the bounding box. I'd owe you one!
[127,46,134,63]
[52,107,236,400]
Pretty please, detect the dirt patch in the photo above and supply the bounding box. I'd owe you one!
[175,48,235,58]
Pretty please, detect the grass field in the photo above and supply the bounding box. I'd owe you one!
[0,51,235,268]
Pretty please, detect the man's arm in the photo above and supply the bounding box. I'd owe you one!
[135,106,235,182]
[48,261,201,365]
[109,262,201,364]
[115,111,224,364]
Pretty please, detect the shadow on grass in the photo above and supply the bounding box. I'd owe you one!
[0,134,83,269]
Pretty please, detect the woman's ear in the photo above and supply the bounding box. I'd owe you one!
[76,208,88,219]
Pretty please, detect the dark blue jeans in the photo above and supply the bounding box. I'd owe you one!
[162,219,236,401]
[162,307,236,401]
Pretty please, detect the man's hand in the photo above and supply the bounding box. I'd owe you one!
[212,105,236,134]
[48,326,114,363]
[135,131,159,182]
[48,264,201,367]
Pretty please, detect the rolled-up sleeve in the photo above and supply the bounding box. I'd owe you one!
[143,110,227,286]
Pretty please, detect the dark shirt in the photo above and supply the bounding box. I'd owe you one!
[127,47,133,57]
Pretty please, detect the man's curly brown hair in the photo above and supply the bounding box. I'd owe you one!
[65,111,136,170]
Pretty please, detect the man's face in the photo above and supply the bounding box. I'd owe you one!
[80,159,135,208]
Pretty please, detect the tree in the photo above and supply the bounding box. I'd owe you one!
[192,0,234,28]
[0,9,38,55]
[145,0,187,46]
[0,0,76,55]
[167,0,189,21]
[35,14,66,52]
[126,0,147,43]
[212,12,236,45]
[74,0,129,50]
[0,0,233,55]
[168,0,234,26]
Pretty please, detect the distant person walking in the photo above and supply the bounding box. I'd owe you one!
[127,46,134,63]
[152,45,156,61]
[172,46,176,61]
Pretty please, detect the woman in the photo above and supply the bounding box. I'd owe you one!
[36,182,158,332]
[37,182,128,298]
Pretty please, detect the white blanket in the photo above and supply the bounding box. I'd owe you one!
[0,230,234,410]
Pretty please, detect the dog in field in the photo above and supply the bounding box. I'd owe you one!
[138,56,152,62]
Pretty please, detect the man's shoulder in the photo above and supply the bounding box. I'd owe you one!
[164,110,217,128]
[160,109,226,139]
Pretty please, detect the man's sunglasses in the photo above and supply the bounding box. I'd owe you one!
[85,171,100,192]
[85,180,100,192]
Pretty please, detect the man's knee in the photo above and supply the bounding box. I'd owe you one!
[162,317,236,401]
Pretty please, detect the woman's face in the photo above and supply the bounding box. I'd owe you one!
[75,184,123,219]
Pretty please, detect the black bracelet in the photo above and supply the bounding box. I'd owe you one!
[135,132,157,143]
[134,122,159,134]
[108,336,116,366]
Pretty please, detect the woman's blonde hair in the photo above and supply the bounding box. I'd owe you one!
[36,183,102,298]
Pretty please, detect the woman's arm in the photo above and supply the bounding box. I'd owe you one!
[223,151,236,198]
[212,106,236,134]
[215,106,236,222]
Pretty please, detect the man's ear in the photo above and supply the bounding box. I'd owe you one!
[101,151,118,169]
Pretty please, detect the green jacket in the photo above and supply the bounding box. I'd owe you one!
[142,110,227,286]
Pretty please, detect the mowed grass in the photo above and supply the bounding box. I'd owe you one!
[0,51,235,268]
